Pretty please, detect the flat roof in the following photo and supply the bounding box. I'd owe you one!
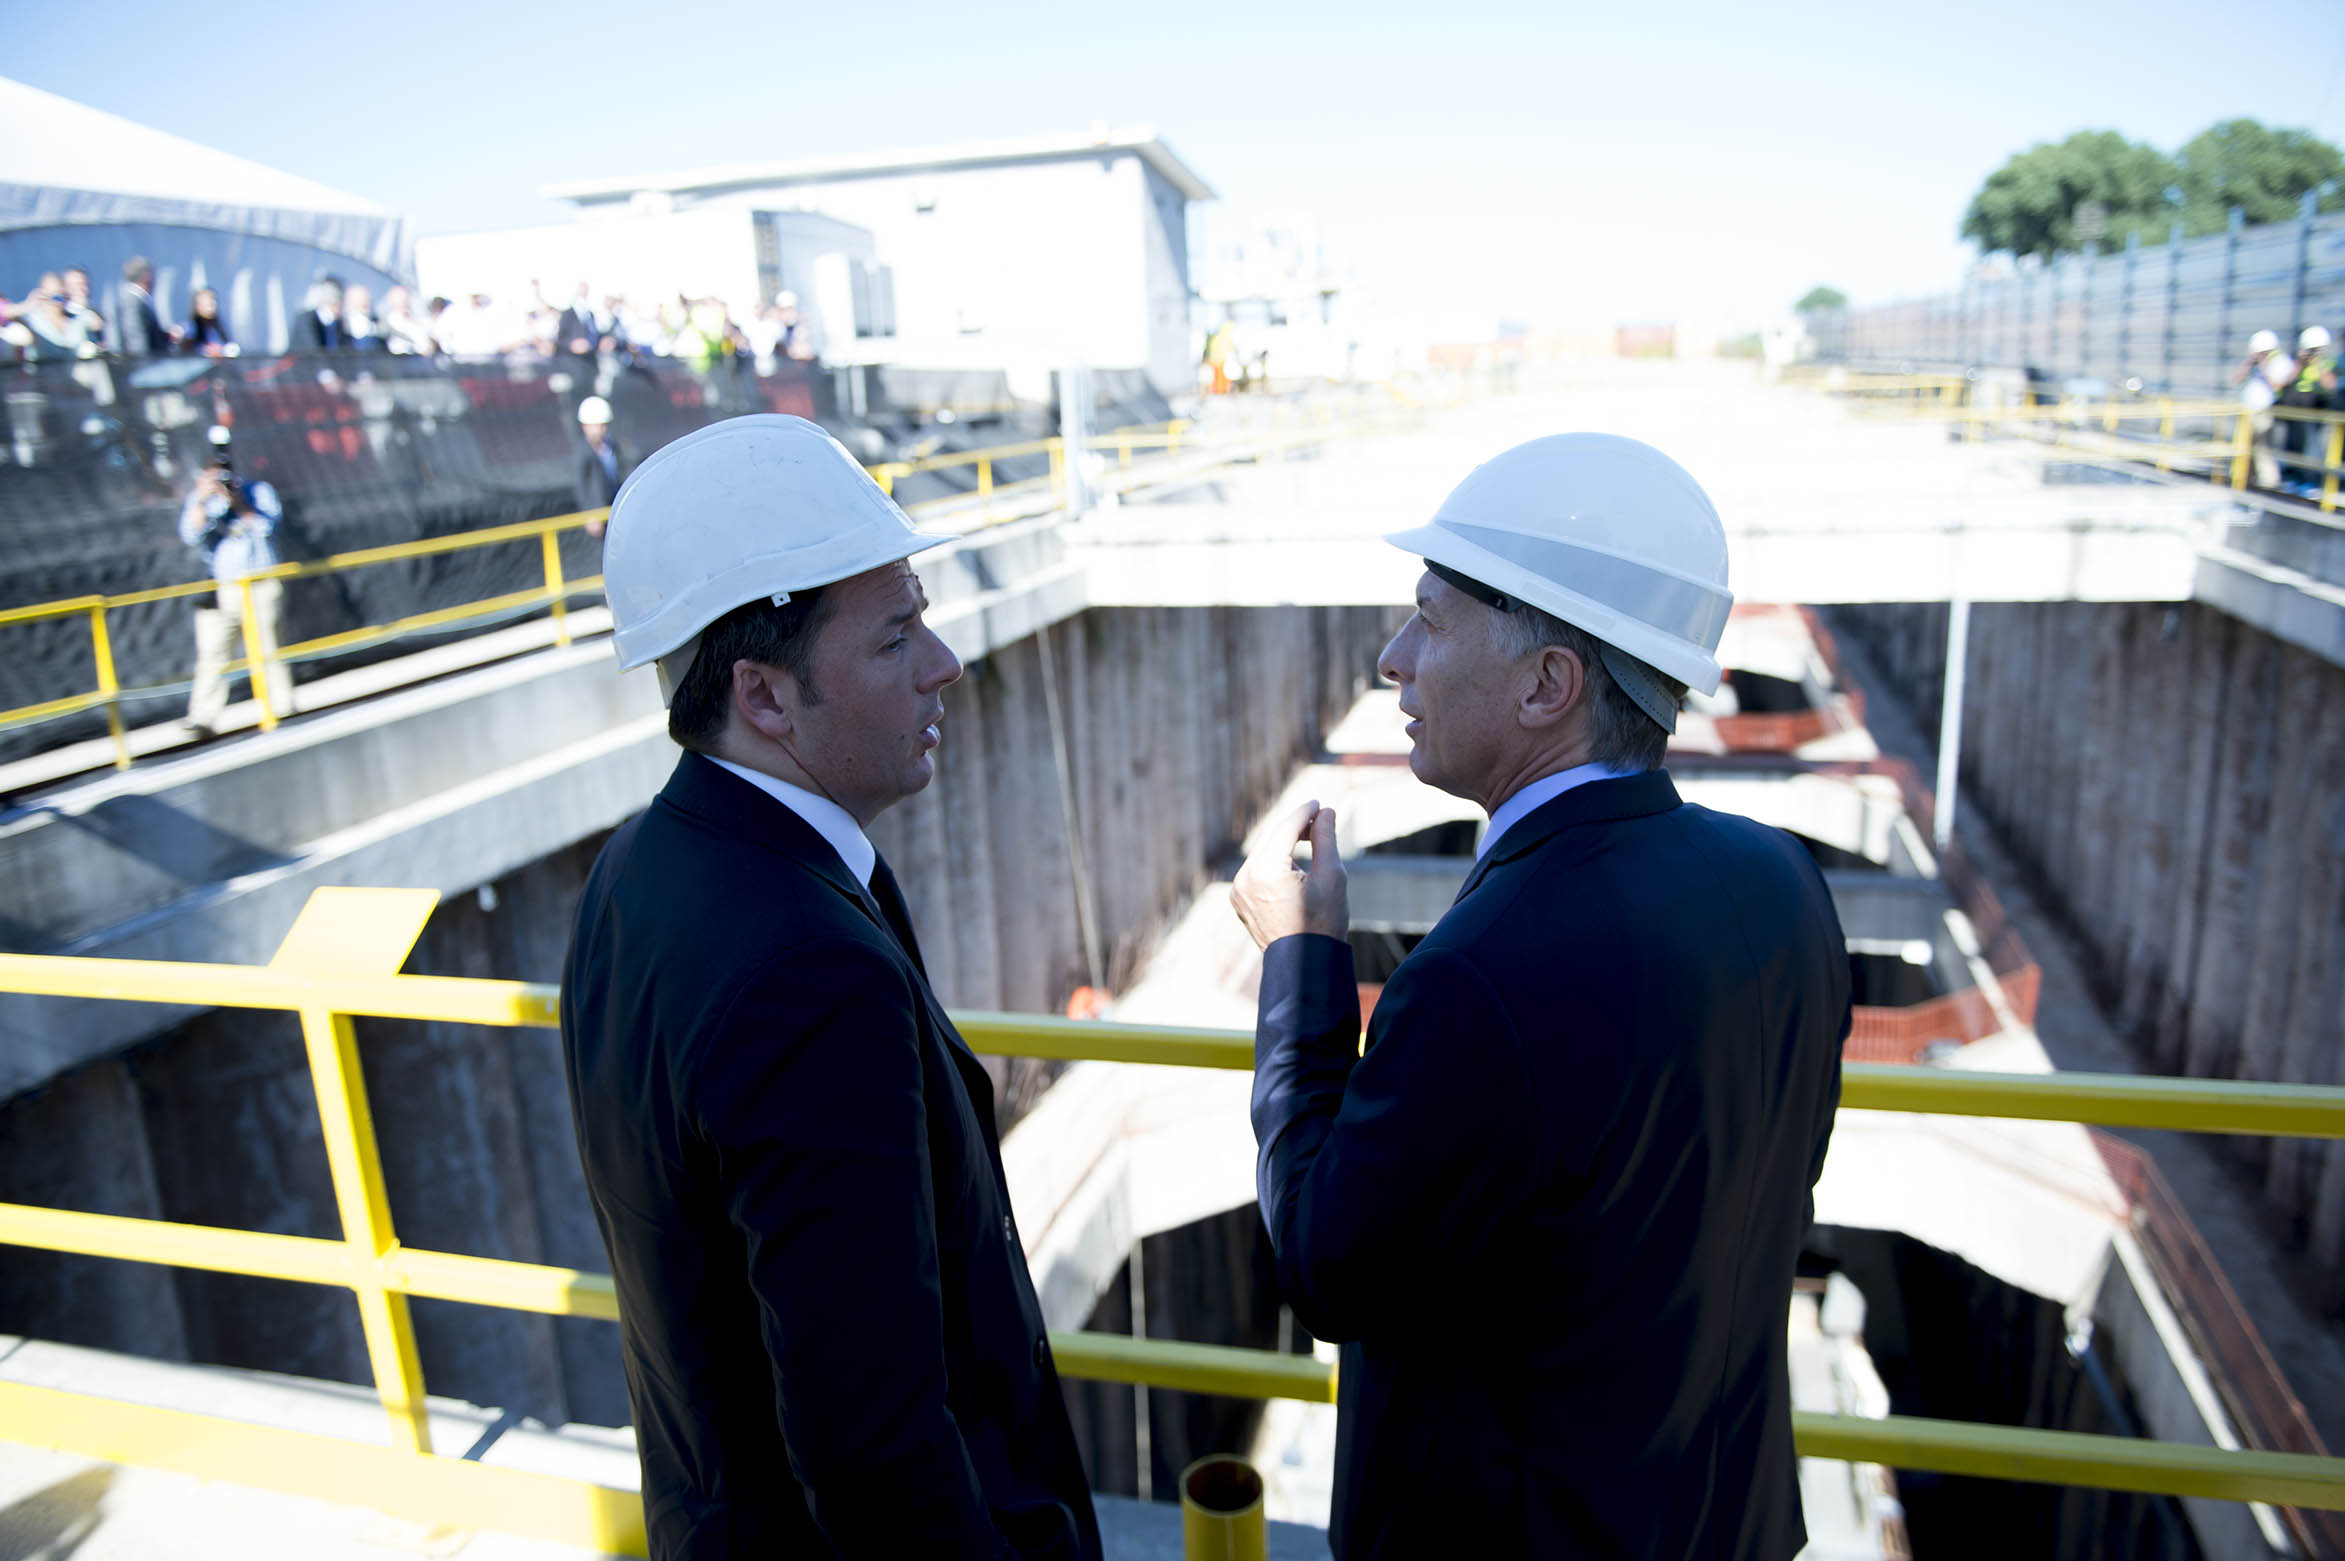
[543,126,1216,206]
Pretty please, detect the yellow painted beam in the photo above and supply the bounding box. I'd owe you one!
[1794,1411,2345,1509]
[0,1382,648,1555]
[1049,1330,1336,1403]
[957,1011,1255,1070]
[0,954,557,1026]
[1840,1063,2345,1138]
[385,1248,621,1323]
[0,1203,356,1288]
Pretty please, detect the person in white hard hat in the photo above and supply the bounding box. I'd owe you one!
[559,415,1102,1561]
[2235,330,2292,488]
[572,395,627,530]
[2281,325,2339,492]
[1232,434,1850,1561]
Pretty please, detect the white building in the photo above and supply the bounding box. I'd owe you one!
[539,127,1214,395]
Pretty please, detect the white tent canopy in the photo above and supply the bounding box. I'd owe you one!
[0,76,411,352]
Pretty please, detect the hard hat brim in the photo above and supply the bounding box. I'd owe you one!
[1384,521,1729,693]
[611,527,951,672]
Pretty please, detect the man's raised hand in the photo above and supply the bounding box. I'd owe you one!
[1232,800,1349,950]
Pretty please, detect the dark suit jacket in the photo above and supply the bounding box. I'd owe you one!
[301,312,355,353]
[557,305,601,355]
[1253,770,1848,1561]
[118,288,167,357]
[561,753,1103,1560]
[575,437,629,512]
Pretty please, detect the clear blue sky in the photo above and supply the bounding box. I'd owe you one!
[13,0,2345,334]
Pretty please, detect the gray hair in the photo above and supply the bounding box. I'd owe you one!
[1489,603,1684,772]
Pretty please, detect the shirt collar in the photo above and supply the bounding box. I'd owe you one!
[1480,761,1629,859]
[707,757,875,886]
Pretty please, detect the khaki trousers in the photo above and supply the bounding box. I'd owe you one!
[188,578,292,729]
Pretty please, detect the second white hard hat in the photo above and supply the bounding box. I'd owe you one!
[603,414,946,702]
[2250,329,2282,356]
[2302,326,2333,352]
[577,395,612,425]
[1385,433,1734,701]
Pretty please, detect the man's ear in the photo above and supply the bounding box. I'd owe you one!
[732,660,797,745]
[1519,643,1586,731]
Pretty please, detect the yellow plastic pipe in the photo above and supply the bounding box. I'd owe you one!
[1180,1456,1266,1561]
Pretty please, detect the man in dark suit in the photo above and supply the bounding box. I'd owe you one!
[300,277,356,353]
[116,256,171,357]
[562,414,1102,1559]
[1235,434,1848,1560]
[556,281,601,359]
[573,396,627,532]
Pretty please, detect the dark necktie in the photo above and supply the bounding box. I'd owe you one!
[866,854,928,979]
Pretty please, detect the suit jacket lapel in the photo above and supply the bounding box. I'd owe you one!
[660,758,1002,1122]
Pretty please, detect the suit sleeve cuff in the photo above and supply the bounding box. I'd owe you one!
[1259,933,1360,1052]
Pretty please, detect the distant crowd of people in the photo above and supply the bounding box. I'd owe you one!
[2235,325,2339,493]
[0,255,819,371]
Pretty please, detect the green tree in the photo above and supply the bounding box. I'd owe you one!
[1794,286,1847,314]
[1960,130,2180,260]
[2175,119,2345,233]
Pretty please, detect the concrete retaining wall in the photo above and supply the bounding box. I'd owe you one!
[1827,600,2345,1285]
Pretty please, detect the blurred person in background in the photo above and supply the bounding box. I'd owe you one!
[341,284,386,353]
[597,292,633,359]
[2281,326,2337,496]
[2234,329,2292,489]
[301,277,358,352]
[558,281,600,359]
[116,257,171,357]
[380,286,434,354]
[61,266,103,341]
[574,394,630,530]
[437,292,502,357]
[181,287,234,356]
[20,272,88,356]
[179,432,294,734]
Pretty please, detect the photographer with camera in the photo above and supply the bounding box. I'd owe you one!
[178,430,293,735]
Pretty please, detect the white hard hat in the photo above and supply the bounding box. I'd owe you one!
[2302,326,2333,351]
[1384,434,1734,725]
[2250,329,2282,356]
[604,414,946,702]
[577,395,612,424]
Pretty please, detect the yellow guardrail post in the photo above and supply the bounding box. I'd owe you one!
[2324,420,2343,512]
[1169,418,1187,453]
[540,528,571,648]
[2156,399,2173,472]
[85,602,130,771]
[235,573,279,733]
[1047,438,1065,506]
[2232,412,2253,491]
[273,888,443,1455]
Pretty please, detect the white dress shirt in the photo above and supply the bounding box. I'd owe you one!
[1479,761,1629,859]
[708,757,875,886]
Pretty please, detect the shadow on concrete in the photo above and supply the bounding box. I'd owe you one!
[55,793,295,887]
[0,1464,112,1561]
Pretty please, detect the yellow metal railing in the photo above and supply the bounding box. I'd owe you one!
[1787,364,2345,510]
[7,886,2340,1551]
[2,401,1417,776]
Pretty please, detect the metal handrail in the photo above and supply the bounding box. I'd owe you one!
[1,402,1407,775]
[0,889,2341,1555]
[1791,363,2345,509]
